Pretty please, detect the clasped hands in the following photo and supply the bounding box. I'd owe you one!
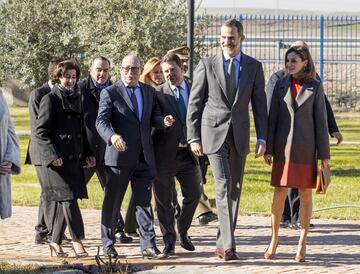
[0,161,12,175]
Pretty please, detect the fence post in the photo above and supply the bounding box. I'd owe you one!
[320,15,324,81]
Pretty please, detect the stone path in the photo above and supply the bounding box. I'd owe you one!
[1,206,360,273]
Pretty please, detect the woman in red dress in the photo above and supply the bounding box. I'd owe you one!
[264,43,330,262]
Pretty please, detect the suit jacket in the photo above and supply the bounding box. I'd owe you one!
[265,68,339,134]
[153,80,197,173]
[79,75,111,166]
[96,80,164,169]
[187,52,268,156]
[25,82,51,165]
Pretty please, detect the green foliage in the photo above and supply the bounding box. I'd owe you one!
[0,0,83,88]
[0,0,209,88]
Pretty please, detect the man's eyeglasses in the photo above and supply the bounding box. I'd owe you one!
[121,66,140,73]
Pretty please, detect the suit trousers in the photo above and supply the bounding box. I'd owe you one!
[154,148,201,245]
[194,156,213,218]
[207,128,246,250]
[101,156,156,251]
[124,192,138,233]
[34,166,58,239]
[52,199,85,244]
[83,165,126,232]
[282,188,300,224]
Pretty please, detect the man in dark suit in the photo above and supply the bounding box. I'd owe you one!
[153,53,201,256]
[96,54,174,259]
[79,56,132,244]
[265,40,343,229]
[168,46,218,226]
[25,59,63,245]
[187,19,268,261]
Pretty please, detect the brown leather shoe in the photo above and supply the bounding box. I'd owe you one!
[224,249,240,261]
[215,247,225,258]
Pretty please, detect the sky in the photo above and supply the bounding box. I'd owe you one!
[199,0,360,12]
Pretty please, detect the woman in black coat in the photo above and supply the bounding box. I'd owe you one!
[36,60,95,257]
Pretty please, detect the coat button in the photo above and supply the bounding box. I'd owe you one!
[67,114,72,119]
[95,144,99,148]
[68,154,74,160]
[78,153,82,159]
[67,135,72,140]
[77,133,81,139]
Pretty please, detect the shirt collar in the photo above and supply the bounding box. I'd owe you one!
[169,80,186,92]
[48,80,54,89]
[123,81,140,89]
[223,51,241,63]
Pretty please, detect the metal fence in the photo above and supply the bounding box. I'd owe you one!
[196,15,360,111]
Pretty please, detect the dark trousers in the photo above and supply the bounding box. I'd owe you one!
[207,130,246,250]
[282,188,300,224]
[34,166,58,240]
[124,193,138,233]
[172,155,212,219]
[101,157,156,251]
[154,148,201,245]
[52,199,84,244]
[84,165,126,233]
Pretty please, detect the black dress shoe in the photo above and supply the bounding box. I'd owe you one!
[163,243,175,256]
[179,234,195,251]
[142,246,167,260]
[103,246,118,258]
[224,249,240,261]
[198,212,218,225]
[115,231,133,243]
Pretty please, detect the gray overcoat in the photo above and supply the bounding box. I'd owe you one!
[0,90,21,219]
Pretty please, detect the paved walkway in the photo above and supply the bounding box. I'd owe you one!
[1,207,360,273]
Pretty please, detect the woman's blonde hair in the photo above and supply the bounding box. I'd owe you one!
[140,57,161,85]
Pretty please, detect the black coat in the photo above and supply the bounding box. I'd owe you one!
[78,75,111,166]
[35,86,90,201]
[25,82,52,165]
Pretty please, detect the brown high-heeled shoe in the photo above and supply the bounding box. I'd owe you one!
[295,244,306,262]
[264,239,279,260]
[49,242,68,257]
[72,241,88,258]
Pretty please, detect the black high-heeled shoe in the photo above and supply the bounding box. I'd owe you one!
[72,243,88,258]
[49,243,68,257]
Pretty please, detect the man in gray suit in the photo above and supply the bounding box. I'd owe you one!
[153,53,201,256]
[96,55,174,259]
[187,19,268,261]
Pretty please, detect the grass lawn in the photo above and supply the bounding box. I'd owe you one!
[9,107,360,219]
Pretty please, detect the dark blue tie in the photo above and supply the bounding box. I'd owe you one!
[129,87,139,119]
[175,87,187,145]
[175,87,187,122]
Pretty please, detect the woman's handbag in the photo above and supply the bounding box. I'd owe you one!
[315,165,332,194]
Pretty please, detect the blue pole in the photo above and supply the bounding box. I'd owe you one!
[320,15,324,81]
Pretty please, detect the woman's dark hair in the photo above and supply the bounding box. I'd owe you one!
[53,59,81,84]
[285,45,316,83]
